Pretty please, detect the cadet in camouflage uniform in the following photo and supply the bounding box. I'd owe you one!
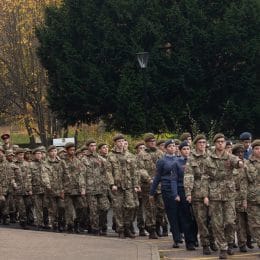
[136,133,163,239]
[0,147,16,224]
[46,145,65,231]
[124,140,141,235]
[1,134,13,151]
[204,134,243,259]
[231,144,251,252]
[5,150,17,223]
[14,148,32,228]
[59,142,86,233]
[107,134,140,238]
[30,147,51,229]
[82,139,110,235]
[245,139,260,248]
[134,142,146,236]
[98,143,111,234]
[184,134,217,255]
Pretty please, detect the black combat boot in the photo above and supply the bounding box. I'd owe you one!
[149,229,158,239]
[130,224,136,235]
[186,243,196,251]
[155,222,162,237]
[91,229,100,236]
[2,215,10,225]
[203,246,211,255]
[227,243,234,255]
[246,235,254,249]
[139,228,146,236]
[172,242,179,248]
[125,228,135,239]
[239,245,247,252]
[219,250,227,259]
[162,225,168,237]
[67,224,74,233]
[10,213,17,223]
[210,242,218,251]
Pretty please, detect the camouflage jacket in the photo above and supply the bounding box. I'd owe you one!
[14,160,32,195]
[82,152,109,195]
[136,147,163,191]
[204,150,240,201]
[30,160,51,194]
[60,156,86,195]
[0,158,16,196]
[233,165,247,211]
[46,156,63,197]
[107,148,138,190]
[184,151,209,200]
[246,155,260,204]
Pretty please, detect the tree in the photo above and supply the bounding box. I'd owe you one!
[0,0,61,145]
[37,0,260,137]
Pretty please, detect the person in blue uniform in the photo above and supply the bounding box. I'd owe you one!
[149,139,181,248]
[171,141,198,250]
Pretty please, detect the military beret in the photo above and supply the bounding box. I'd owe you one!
[0,146,5,153]
[179,141,189,150]
[64,142,75,149]
[58,147,66,154]
[232,144,244,154]
[157,140,166,146]
[24,148,32,153]
[47,145,57,152]
[239,132,252,140]
[1,133,10,140]
[12,145,20,151]
[5,150,14,156]
[76,149,82,155]
[180,132,191,141]
[213,133,225,143]
[134,141,145,149]
[164,139,175,148]
[252,139,260,149]
[80,145,88,152]
[113,134,125,142]
[98,143,107,150]
[38,146,46,153]
[193,134,206,144]
[15,148,25,154]
[226,140,233,146]
[32,147,43,154]
[174,139,181,145]
[143,133,156,142]
[86,139,96,146]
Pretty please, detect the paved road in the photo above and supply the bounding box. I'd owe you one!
[137,235,260,260]
[1,226,259,260]
[0,227,158,260]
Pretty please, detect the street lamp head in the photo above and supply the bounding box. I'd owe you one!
[136,52,149,69]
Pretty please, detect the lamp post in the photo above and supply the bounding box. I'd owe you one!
[136,52,149,131]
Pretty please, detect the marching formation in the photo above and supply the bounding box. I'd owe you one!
[0,131,259,260]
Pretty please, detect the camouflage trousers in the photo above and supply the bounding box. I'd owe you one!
[247,202,260,247]
[209,200,236,250]
[136,196,145,230]
[192,201,215,246]
[235,210,250,247]
[87,193,110,231]
[32,194,46,226]
[43,195,65,227]
[14,195,27,223]
[64,195,86,226]
[0,194,11,218]
[142,191,166,231]
[111,188,135,233]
